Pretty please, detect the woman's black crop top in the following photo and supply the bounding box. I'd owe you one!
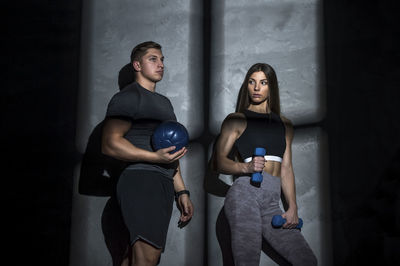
[234,109,286,161]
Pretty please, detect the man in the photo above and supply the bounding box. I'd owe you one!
[102,41,194,266]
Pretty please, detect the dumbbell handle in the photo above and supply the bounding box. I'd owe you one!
[251,147,266,184]
[271,215,303,229]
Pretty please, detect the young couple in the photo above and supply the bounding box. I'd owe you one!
[102,41,317,266]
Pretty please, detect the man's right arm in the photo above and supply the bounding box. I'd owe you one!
[101,118,186,164]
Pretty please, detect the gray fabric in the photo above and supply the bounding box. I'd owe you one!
[106,82,176,122]
[106,82,178,178]
[224,172,317,266]
[125,162,177,178]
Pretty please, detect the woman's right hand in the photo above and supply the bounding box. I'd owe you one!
[154,146,187,163]
[246,156,265,173]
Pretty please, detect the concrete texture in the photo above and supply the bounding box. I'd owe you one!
[70,0,204,265]
[210,0,325,134]
[70,0,330,265]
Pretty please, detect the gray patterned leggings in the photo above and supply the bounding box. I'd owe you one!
[224,172,317,266]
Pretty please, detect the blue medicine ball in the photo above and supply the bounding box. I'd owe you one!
[152,120,189,154]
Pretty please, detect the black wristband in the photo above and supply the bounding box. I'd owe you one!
[175,190,190,199]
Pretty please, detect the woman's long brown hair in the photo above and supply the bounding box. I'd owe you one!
[235,63,281,115]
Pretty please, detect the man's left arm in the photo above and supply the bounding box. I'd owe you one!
[173,164,194,227]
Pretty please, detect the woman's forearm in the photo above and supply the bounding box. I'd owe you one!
[281,168,298,210]
[216,156,249,175]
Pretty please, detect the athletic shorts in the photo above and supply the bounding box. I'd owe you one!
[116,169,174,251]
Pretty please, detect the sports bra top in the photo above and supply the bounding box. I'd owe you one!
[234,109,286,162]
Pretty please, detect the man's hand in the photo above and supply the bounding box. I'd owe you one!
[154,146,187,163]
[176,194,194,228]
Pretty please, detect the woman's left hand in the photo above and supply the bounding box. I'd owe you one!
[281,208,299,229]
[177,194,194,228]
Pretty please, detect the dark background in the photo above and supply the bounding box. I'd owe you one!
[3,0,399,265]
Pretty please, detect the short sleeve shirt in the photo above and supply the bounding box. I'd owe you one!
[105,82,178,178]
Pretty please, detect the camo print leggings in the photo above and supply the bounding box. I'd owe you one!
[224,172,317,266]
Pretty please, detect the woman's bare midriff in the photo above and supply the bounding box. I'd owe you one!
[263,161,281,177]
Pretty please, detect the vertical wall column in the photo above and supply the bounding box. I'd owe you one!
[69,1,204,265]
[70,0,332,265]
[207,0,331,265]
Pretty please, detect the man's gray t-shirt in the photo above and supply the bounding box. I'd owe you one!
[106,82,178,179]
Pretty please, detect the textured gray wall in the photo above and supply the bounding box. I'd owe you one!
[70,0,204,265]
[70,0,331,265]
[210,0,325,133]
[207,1,330,264]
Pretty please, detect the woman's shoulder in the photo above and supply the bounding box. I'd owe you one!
[278,114,292,125]
[221,112,246,131]
[226,112,245,119]
[223,112,246,124]
[279,114,294,136]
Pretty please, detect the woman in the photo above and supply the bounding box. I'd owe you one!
[215,63,317,265]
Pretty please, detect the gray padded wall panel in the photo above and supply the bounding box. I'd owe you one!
[210,0,325,134]
[290,128,332,266]
[70,0,203,265]
[76,0,203,146]
[162,143,205,266]
[71,0,331,265]
[207,0,331,265]
[70,166,111,266]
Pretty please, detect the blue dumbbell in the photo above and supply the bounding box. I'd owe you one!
[250,147,266,187]
[271,215,303,229]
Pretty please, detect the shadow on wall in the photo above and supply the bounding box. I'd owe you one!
[78,118,130,266]
[77,63,136,266]
[78,120,127,197]
[204,136,292,266]
[78,63,134,197]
